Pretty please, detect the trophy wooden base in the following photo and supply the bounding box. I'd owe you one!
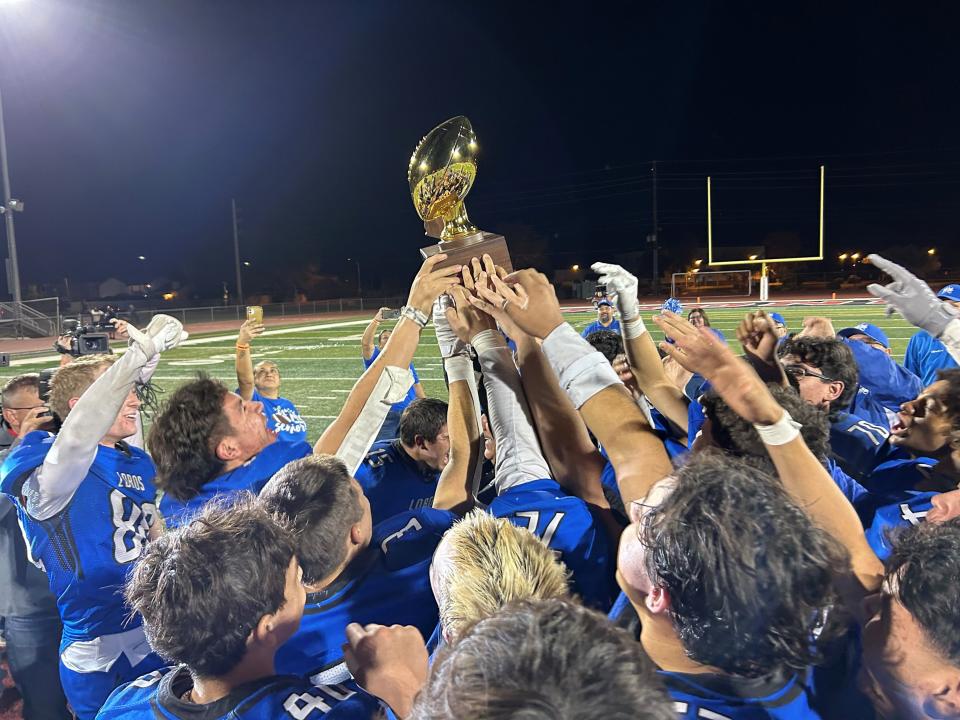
[420,231,513,273]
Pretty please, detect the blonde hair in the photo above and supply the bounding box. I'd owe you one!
[439,510,570,639]
[48,354,116,421]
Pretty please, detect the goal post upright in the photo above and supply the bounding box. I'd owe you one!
[706,165,825,302]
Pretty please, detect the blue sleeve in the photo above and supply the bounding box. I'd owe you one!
[0,432,52,497]
[827,459,869,507]
[411,363,419,384]
[363,346,379,370]
[844,338,922,411]
[903,332,924,378]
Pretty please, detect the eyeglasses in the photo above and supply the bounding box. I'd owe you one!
[3,405,45,411]
[783,365,834,382]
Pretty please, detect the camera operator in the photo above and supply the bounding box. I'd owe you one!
[0,315,185,719]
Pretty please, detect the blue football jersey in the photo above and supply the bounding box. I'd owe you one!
[275,508,455,681]
[97,666,380,719]
[843,339,922,414]
[904,329,958,387]
[861,491,936,561]
[828,412,902,483]
[354,440,440,525]
[161,441,312,528]
[859,456,938,494]
[251,389,308,444]
[662,670,821,719]
[0,432,157,643]
[488,479,616,610]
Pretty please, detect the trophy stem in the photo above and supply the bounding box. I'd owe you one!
[441,200,479,241]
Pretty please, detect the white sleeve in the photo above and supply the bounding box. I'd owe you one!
[23,344,154,521]
[940,318,960,366]
[540,323,622,409]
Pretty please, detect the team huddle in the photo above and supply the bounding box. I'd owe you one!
[2,252,960,720]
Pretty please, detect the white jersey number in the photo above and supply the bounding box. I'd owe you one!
[514,510,566,546]
[109,490,156,564]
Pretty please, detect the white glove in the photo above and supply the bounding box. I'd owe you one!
[126,314,188,357]
[432,295,469,359]
[867,254,958,337]
[591,261,639,321]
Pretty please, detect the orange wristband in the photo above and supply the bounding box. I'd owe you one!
[236,343,250,350]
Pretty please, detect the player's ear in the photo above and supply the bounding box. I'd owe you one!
[349,522,364,546]
[826,380,845,403]
[216,437,241,462]
[251,610,279,647]
[67,396,81,412]
[645,586,671,616]
[414,434,427,450]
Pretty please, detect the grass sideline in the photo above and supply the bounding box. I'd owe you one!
[0,303,920,445]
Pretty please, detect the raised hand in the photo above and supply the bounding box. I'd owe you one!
[127,315,187,357]
[867,253,959,337]
[442,282,496,348]
[654,312,782,425]
[799,316,836,339]
[343,622,428,717]
[238,318,265,345]
[406,254,463,316]
[737,310,780,365]
[591,261,639,320]
[470,266,564,340]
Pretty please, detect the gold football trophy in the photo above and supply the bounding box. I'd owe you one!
[408,116,512,271]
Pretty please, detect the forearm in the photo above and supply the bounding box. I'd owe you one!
[30,345,152,520]
[542,323,672,506]
[235,343,255,402]
[515,333,607,507]
[318,317,421,458]
[432,358,482,514]
[624,332,689,430]
[413,382,426,398]
[763,427,884,602]
[361,318,380,359]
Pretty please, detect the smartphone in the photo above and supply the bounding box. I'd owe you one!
[246,305,264,324]
[382,308,401,320]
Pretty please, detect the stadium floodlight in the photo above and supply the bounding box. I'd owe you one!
[706,165,825,301]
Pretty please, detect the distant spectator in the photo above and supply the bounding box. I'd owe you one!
[770,312,788,338]
[904,283,960,386]
[687,307,726,342]
[581,299,620,337]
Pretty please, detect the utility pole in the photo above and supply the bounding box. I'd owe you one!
[232,198,243,304]
[0,86,23,313]
[650,160,659,296]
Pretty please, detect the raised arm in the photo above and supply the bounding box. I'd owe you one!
[471,263,672,507]
[317,256,461,469]
[592,262,689,431]
[235,319,264,402]
[655,312,884,613]
[430,287,485,514]
[361,307,389,362]
[24,317,186,521]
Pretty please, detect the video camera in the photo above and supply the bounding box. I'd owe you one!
[55,319,111,357]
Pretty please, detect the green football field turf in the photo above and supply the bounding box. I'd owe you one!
[0,302,919,445]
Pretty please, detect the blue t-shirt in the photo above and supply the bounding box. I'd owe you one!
[275,508,455,680]
[160,441,312,528]
[354,440,440,525]
[251,389,307,444]
[97,666,380,720]
[0,432,157,643]
[581,319,621,338]
[488,479,615,610]
[904,329,959,387]
[363,347,419,409]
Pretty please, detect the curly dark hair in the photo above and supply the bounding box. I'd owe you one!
[585,329,624,363]
[414,598,674,720]
[701,383,832,462]
[936,368,960,452]
[777,336,859,413]
[125,494,295,678]
[640,452,846,677]
[147,375,232,502]
[887,518,960,665]
[259,454,364,586]
[399,398,449,446]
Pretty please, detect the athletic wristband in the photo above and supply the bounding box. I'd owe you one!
[541,323,621,409]
[235,343,250,350]
[471,329,508,356]
[622,316,647,340]
[400,305,429,328]
[753,410,802,446]
[444,355,474,384]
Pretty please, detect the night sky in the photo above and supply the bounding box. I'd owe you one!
[2,1,960,300]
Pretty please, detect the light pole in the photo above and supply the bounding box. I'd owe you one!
[0,86,24,307]
[347,257,361,296]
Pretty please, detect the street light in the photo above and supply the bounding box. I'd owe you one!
[243,261,251,267]
[0,86,24,306]
[838,253,848,261]
[928,248,937,255]
[748,254,758,260]
[137,255,146,261]
[571,264,580,272]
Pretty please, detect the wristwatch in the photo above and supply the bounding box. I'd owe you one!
[400,305,429,328]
